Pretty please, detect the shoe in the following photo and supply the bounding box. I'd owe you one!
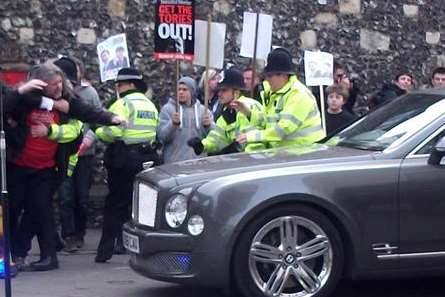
[63,237,78,253]
[94,254,111,263]
[75,236,84,249]
[29,256,59,271]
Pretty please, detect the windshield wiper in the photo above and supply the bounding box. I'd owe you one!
[337,140,385,151]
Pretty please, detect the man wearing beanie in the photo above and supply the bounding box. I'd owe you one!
[95,67,160,263]
[158,76,214,163]
[234,47,325,148]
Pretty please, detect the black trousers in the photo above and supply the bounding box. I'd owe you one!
[8,163,58,258]
[96,147,159,259]
[58,155,94,239]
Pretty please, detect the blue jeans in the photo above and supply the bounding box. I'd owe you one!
[58,155,94,239]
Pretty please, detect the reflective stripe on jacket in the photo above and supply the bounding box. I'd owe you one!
[248,76,325,148]
[202,96,266,153]
[48,119,83,144]
[96,92,159,144]
[67,153,79,177]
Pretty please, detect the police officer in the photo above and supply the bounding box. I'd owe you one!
[188,68,265,155]
[234,48,325,148]
[95,68,159,263]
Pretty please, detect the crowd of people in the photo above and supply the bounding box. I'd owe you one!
[1,46,445,273]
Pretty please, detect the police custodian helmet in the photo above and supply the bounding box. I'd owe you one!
[115,67,148,93]
[263,47,296,75]
[217,68,246,90]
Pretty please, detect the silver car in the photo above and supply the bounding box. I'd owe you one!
[123,89,445,297]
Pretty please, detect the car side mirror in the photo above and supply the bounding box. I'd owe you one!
[428,136,445,166]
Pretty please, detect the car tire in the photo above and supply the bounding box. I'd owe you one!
[232,204,344,297]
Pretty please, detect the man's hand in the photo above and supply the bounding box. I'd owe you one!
[53,99,70,113]
[111,115,127,126]
[202,113,212,128]
[77,137,94,156]
[17,79,47,95]
[230,100,251,117]
[236,133,247,144]
[172,112,181,126]
[30,123,49,138]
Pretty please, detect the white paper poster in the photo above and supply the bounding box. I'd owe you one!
[304,50,334,86]
[97,34,130,82]
[193,20,226,69]
[240,12,273,61]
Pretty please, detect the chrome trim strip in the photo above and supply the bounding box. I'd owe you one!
[406,124,445,158]
[378,251,445,260]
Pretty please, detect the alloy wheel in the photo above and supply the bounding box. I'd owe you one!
[248,216,333,297]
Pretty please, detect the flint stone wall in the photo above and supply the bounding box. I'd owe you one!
[1,0,445,100]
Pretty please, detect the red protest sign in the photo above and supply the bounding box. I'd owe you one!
[154,0,195,61]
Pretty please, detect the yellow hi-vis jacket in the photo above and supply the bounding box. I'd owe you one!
[95,92,159,144]
[48,119,83,144]
[47,119,83,177]
[246,75,325,148]
[202,96,266,154]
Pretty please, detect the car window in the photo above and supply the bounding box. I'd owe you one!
[326,94,445,151]
[416,128,445,155]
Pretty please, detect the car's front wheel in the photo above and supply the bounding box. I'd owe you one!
[233,204,344,297]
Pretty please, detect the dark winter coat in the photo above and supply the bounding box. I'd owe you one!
[371,83,406,108]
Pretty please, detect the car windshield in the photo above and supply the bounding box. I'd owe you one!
[326,93,445,151]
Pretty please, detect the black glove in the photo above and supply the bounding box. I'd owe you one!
[222,107,237,124]
[208,141,241,156]
[219,141,240,154]
[187,137,204,155]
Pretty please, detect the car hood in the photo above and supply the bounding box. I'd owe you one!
[149,144,376,186]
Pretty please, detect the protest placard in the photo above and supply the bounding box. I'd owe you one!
[193,20,226,69]
[304,50,334,87]
[240,12,273,61]
[154,0,195,61]
[97,34,130,82]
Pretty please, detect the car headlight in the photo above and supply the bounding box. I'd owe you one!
[165,194,188,228]
[188,215,204,236]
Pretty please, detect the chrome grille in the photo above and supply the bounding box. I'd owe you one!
[134,182,158,227]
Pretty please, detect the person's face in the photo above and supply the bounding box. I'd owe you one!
[116,50,124,60]
[44,74,63,99]
[266,73,287,92]
[395,74,413,91]
[208,73,220,91]
[334,68,346,82]
[327,92,345,111]
[115,81,133,94]
[243,70,253,90]
[178,84,192,104]
[101,51,109,63]
[217,88,234,105]
[432,73,445,88]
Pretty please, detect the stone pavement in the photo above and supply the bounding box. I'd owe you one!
[0,228,183,297]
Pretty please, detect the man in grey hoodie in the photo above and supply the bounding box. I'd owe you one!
[158,76,214,163]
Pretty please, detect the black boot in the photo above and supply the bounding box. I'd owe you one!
[29,256,59,271]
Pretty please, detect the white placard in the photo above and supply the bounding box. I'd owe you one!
[240,12,273,61]
[97,34,131,82]
[304,50,334,86]
[193,20,226,69]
